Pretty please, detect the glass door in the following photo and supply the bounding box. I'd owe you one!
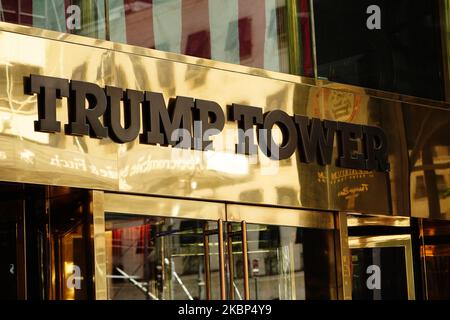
[94,193,226,300]
[93,193,339,300]
[348,235,415,300]
[347,215,415,300]
[226,204,339,300]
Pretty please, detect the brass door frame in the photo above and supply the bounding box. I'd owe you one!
[348,234,416,300]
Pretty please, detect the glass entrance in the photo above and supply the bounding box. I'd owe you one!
[94,193,338,300]
[105,214,223,300]
[225,205,337,300]
[97,194,226,300]
[347,215,416,300]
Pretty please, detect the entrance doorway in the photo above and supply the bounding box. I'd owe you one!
[347,215,415,300]
[93,192,339,300]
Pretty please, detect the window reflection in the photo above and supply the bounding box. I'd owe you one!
[229,223,337,300]
[119,0,291,73]
[0,0,106,39]
[105,214,220,300]
[246,224,307,300]
[314,0,446,100]
[407,105,450,219]
[0,0,316,76]
[104,214,337,300]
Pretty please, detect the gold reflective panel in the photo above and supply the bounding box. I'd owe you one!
[227,204,334,229]
[104,193,225,221]
[0,22,450,216]
[0,27,118,190]
[347,214,410,227]
[406,105,450,220]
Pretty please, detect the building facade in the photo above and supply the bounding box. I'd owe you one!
[0,0,450,300]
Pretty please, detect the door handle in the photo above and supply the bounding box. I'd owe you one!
[226,221,250,300]
[203,219,226,300]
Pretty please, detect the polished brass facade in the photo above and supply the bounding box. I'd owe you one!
[347,214,411,228]
[104,193,225,220]
[227,204,334,229]
[1,22,450,219]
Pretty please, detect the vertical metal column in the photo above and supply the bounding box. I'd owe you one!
[104,0,110,41]
[287,0,301,75]
[203,219,227,300]
[203,222,211,300]
[308,0,318,78]
[334,212,352,300]
[241,221,250,300]
[227,223,235,300]
[218,219,226,300]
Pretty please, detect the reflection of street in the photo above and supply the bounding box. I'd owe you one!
[410,146,450,218]
[105,216,315,300]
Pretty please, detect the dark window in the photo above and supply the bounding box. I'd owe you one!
[314,0,445,100]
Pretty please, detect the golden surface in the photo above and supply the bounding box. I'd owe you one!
[227,203,334,229]
[0,22,450,218]
[347,214,410,227]
[0,29,117,190]
[104,192,225,221]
